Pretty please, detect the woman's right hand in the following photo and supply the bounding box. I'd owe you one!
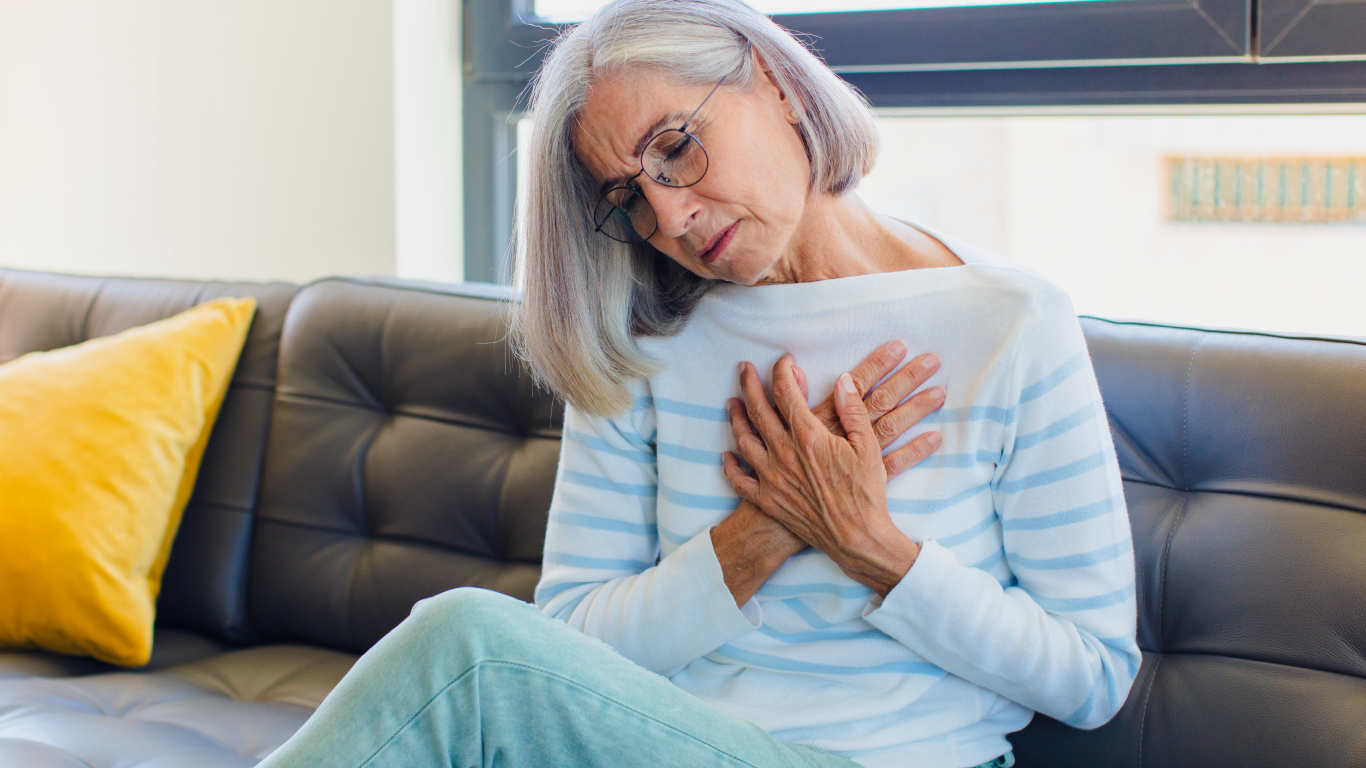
[790,340,945,479]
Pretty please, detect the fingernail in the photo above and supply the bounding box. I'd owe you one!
[839,373,857,393]
[926,432,941,448]
[921,353,940,369]
[737,362,745,376]
[928,386,945,400]
[890,340,906,356]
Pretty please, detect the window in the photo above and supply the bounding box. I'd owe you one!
[465,0,1366,337]
[858,113,1366,336]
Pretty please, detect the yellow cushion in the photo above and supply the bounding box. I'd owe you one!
[0,297,257,666]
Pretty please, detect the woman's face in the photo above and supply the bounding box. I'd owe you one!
[573,60,813,286]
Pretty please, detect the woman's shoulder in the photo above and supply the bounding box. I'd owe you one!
[930,228,1071,307]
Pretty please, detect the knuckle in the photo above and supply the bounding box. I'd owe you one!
[773,378,799,401]
[874,414,899,441]
[745,401,766,423]
[867,388,896,413]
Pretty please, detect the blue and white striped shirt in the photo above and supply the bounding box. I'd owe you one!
[536,232,1140,768]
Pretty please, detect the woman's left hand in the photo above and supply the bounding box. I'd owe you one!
[722,355,922,598]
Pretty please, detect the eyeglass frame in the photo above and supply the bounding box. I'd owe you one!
[590,72,735,244]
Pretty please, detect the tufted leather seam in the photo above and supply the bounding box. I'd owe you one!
[1127,648,1366,678]
[373,297,397,410]
[273,390,543,438]
[251,515,529,564]
[1118,476,1366,517]
[1135,652,1163,768]
[1156,335,1205,648]
[1180,334,1205,492]
[1105,411,1174,489]
[341,419,386,650]
[1156,494,1186,650]
[75,280,106,342]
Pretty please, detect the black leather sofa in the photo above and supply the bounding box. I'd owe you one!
[0,266,1362,767]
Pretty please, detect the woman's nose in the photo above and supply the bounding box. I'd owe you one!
[643,181,701,239]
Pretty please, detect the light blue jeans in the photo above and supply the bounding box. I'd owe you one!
[257,588,1014,768]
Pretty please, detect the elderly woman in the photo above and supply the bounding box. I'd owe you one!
[259,1,1139,767]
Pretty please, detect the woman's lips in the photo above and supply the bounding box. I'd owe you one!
[700,222,739,263]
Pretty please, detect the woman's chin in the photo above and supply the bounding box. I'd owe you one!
[709,254,777,286]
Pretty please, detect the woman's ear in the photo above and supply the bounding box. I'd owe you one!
[750,46,803,124]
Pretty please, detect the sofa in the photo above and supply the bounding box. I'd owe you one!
[0,266,1361,767]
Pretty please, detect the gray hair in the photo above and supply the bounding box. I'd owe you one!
[511,0,880,417]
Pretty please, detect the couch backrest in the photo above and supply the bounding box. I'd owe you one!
[0,268,297,644]
[1014,318,1366,768]
[246,278,562,653]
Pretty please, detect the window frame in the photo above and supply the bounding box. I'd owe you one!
[461,0,1366,283]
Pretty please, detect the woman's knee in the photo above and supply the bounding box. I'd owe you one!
[406,587,546,649]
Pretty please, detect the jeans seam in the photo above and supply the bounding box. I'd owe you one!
[356,658,765,768]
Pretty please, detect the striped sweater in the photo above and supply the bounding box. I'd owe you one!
[535,231,1140,768]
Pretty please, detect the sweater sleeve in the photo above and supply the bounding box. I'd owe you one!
[863,287,1141,729]
[535,380,761,676]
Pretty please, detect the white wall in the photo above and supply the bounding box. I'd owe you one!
[395,0,463,284]
[0,0,462,284]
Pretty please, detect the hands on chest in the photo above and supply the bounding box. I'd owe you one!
[711,340,947,605]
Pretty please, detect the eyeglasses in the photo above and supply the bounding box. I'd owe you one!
[591,75,730,244]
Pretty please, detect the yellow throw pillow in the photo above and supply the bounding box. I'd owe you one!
[0,297,257,666]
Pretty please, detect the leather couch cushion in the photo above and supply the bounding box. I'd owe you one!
[0,269,297,644]
[1013,319,1366,768]
[249,278,563,653]
[0,644,355,767]
[0,628,231,682]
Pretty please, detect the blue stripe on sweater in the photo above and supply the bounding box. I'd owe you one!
[1015,403,1096,450]
[566,429,654,463]
[562,471,656,497]
[888,484,989,515]
[543,551,654,572]
[997,451,1108,493]
[936,512,999,547]
[1021,353,1086,404]
[1032,582,1135,612]
[970,548,1008,570]
[1008,541,1130,570]
[914,449,1000,469]
[655,397,729,422]
[1001,495,1122,531]
[780,598,837,629]
[757,625,886,644]
[658,442,723,466]
[759,582,874,599]
[552,512,656,538]
[660,484,739,511]
[923,405,1016,425]
[658,525,692,546]
[716,644,941,676]
[1063,686,1098,728]
[535,580,596,601]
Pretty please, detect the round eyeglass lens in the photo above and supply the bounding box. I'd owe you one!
[593,186,657,243]
[643,129,709,188]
